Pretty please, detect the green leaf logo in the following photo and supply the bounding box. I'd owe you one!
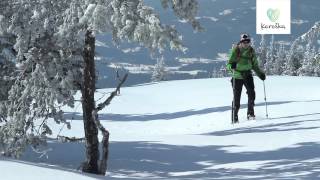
[267,8,280,22]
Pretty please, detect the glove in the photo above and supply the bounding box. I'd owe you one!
[231,62,237,70]
[258,73,266,81]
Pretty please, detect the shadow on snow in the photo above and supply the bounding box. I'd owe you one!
[12,140,320,179]
[64,100,296,122]
[206,118,320,136]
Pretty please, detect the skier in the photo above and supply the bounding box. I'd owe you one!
[227,33,266,123]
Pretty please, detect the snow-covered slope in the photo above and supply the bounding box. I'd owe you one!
[2,76,320,179]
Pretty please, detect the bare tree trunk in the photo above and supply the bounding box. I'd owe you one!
[80,30,127,175]
[99,131,109,174]
[81,30,100,174]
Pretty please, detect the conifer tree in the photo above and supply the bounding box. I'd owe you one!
[152,56,167,82]
[0,0,201,174]
[257,34,268,70]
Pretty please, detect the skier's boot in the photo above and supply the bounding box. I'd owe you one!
[247,106,255,120]
[247,114,255,120]
[234,115,239,123]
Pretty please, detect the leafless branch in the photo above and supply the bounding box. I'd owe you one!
[57,135,85,143]
[96,73,128,111]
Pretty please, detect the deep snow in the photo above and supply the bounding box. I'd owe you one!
[1,76,320,179]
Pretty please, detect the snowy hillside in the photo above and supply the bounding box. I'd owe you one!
[2,76,320,179]
[95,0,320,87]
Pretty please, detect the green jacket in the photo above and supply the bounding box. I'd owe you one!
[226,46,264,79]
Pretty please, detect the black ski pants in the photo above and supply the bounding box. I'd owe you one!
[231,73,255,117]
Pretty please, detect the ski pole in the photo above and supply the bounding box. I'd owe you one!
[232,70,236,124]
[263,80,269,119]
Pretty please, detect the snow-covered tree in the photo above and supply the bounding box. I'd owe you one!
[210,68,219,78]
[266,35,276,74]
[298,43,317,76]
[250,37,256,49]
[296,22,320,76]
[257,34,268,70]
[284,21,320,76]
[273,42,286,75]
[299,22,320,46]
[152,56,167,82]
[0,17,16,108]
[314,53,320,76]
[283,40,303,76]
[0,0,201,175]
[0,0,82,158]
[211,65,228,78]
[160,0,202,32]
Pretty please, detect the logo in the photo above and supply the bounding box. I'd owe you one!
[256,0,291,34]
[267,8,280,22]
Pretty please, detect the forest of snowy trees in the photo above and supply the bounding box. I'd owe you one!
[261,22,320,77]
[211,22,320,78]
